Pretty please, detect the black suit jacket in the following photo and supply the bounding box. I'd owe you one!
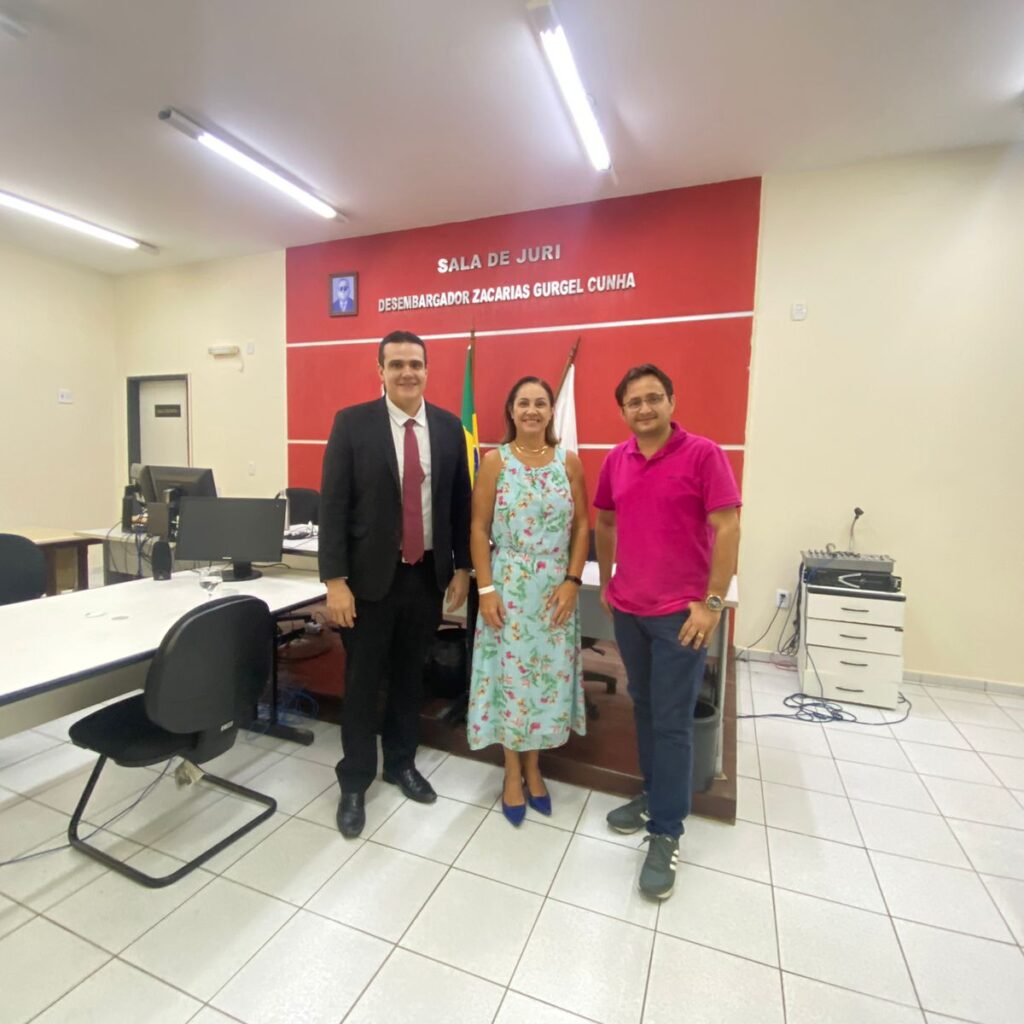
[318,398,471,600]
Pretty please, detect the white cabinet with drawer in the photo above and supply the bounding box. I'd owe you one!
[804,618,904,657]
[805,591,905,629]
[799,583,906,710]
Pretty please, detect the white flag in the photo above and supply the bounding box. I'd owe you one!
[554,363,578,453]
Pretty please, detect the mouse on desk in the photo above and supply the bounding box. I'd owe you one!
[284,524,316,539]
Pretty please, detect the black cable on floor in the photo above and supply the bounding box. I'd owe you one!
[0,758,174,868]
[737,691,912,727]
[738,645,913,727]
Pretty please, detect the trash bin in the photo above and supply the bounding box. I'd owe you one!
[691,697,722,793]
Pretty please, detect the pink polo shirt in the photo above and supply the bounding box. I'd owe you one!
[593,424,741,616]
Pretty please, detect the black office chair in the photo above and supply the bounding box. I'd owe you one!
[285,487,319,526]
[582,530,617,719]
[0,533,47,605]
[67,595,278,888]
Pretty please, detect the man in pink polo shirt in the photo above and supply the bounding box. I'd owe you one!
[594,363,740,899]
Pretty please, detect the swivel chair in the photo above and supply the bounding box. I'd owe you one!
[284,487,319,526]
[0,533,47,605]
[67,595,278,888]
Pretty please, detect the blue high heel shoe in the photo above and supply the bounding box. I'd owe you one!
[524,779,552,816]
[502,785,527,827]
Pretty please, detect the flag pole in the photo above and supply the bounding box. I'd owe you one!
[458,323,481,724]
[460,326,481,485]
[554,336,580,400]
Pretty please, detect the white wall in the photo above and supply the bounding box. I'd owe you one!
[740,144,1024,685]
[113,250,287,500]
[0,245,118,529]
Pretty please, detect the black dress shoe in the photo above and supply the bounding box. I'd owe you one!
[336,792,366,837]
[382,766,437,804]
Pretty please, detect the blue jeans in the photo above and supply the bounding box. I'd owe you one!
[613,609,706,839]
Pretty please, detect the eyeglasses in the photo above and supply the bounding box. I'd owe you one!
[622,393,667,412]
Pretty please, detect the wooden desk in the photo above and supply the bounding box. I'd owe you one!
[0,566,326,739]
[2,527,101,594]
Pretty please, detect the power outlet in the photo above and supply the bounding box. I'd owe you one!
[775,588,791,609]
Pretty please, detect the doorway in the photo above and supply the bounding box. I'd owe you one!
[127,375,191,471]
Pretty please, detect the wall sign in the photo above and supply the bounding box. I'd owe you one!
[378,271,636,312]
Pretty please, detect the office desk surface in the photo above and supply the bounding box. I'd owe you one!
[80,527,319,567]
[81,527,321,551]
[5,526,100,546]
[0,568,325,710]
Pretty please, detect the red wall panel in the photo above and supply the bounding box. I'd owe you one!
[288,318,750,446]
[288,443,326,492]
[286,179,760,496]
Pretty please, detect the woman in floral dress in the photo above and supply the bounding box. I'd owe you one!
[467,376,589,825]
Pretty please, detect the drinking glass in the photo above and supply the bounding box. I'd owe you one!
[198,567,223,598]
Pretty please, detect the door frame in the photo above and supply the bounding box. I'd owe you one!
[127,374,192,471]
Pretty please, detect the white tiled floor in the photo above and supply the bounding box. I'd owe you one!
[2,661,1024,1023]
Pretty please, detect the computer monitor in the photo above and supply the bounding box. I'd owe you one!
[175,496,286,581]
[138,465,217,505]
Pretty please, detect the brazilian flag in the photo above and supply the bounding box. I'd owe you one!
[461,340,480,485]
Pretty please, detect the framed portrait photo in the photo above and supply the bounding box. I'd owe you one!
[329,271,358,317]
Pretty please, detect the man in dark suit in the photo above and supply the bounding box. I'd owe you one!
[319,330,471,837]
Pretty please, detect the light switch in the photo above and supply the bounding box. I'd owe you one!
[246,342,256,355]
[248,461,256,476]
[791,302,808,321]
[58,389,73,404]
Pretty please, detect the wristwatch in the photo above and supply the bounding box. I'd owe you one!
[704,594,725,613]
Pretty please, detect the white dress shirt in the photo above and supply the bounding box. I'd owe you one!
[385,395,433,554]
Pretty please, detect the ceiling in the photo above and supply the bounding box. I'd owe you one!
[1,0,1022,275]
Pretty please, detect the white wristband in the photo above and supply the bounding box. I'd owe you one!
[477,585,496,595]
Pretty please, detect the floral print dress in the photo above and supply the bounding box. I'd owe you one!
[467,444,586,751]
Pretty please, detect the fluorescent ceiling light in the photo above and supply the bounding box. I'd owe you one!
[0,12,28,39]
[159,108,342,220]
[0,189,151,250]
[529,1,611,172]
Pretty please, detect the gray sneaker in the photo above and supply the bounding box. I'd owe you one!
[638,833,679,899]
[606,793,649,834]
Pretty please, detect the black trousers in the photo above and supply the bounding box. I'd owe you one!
[336,555,442,794]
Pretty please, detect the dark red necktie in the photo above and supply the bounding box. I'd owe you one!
[402,419,425,564]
